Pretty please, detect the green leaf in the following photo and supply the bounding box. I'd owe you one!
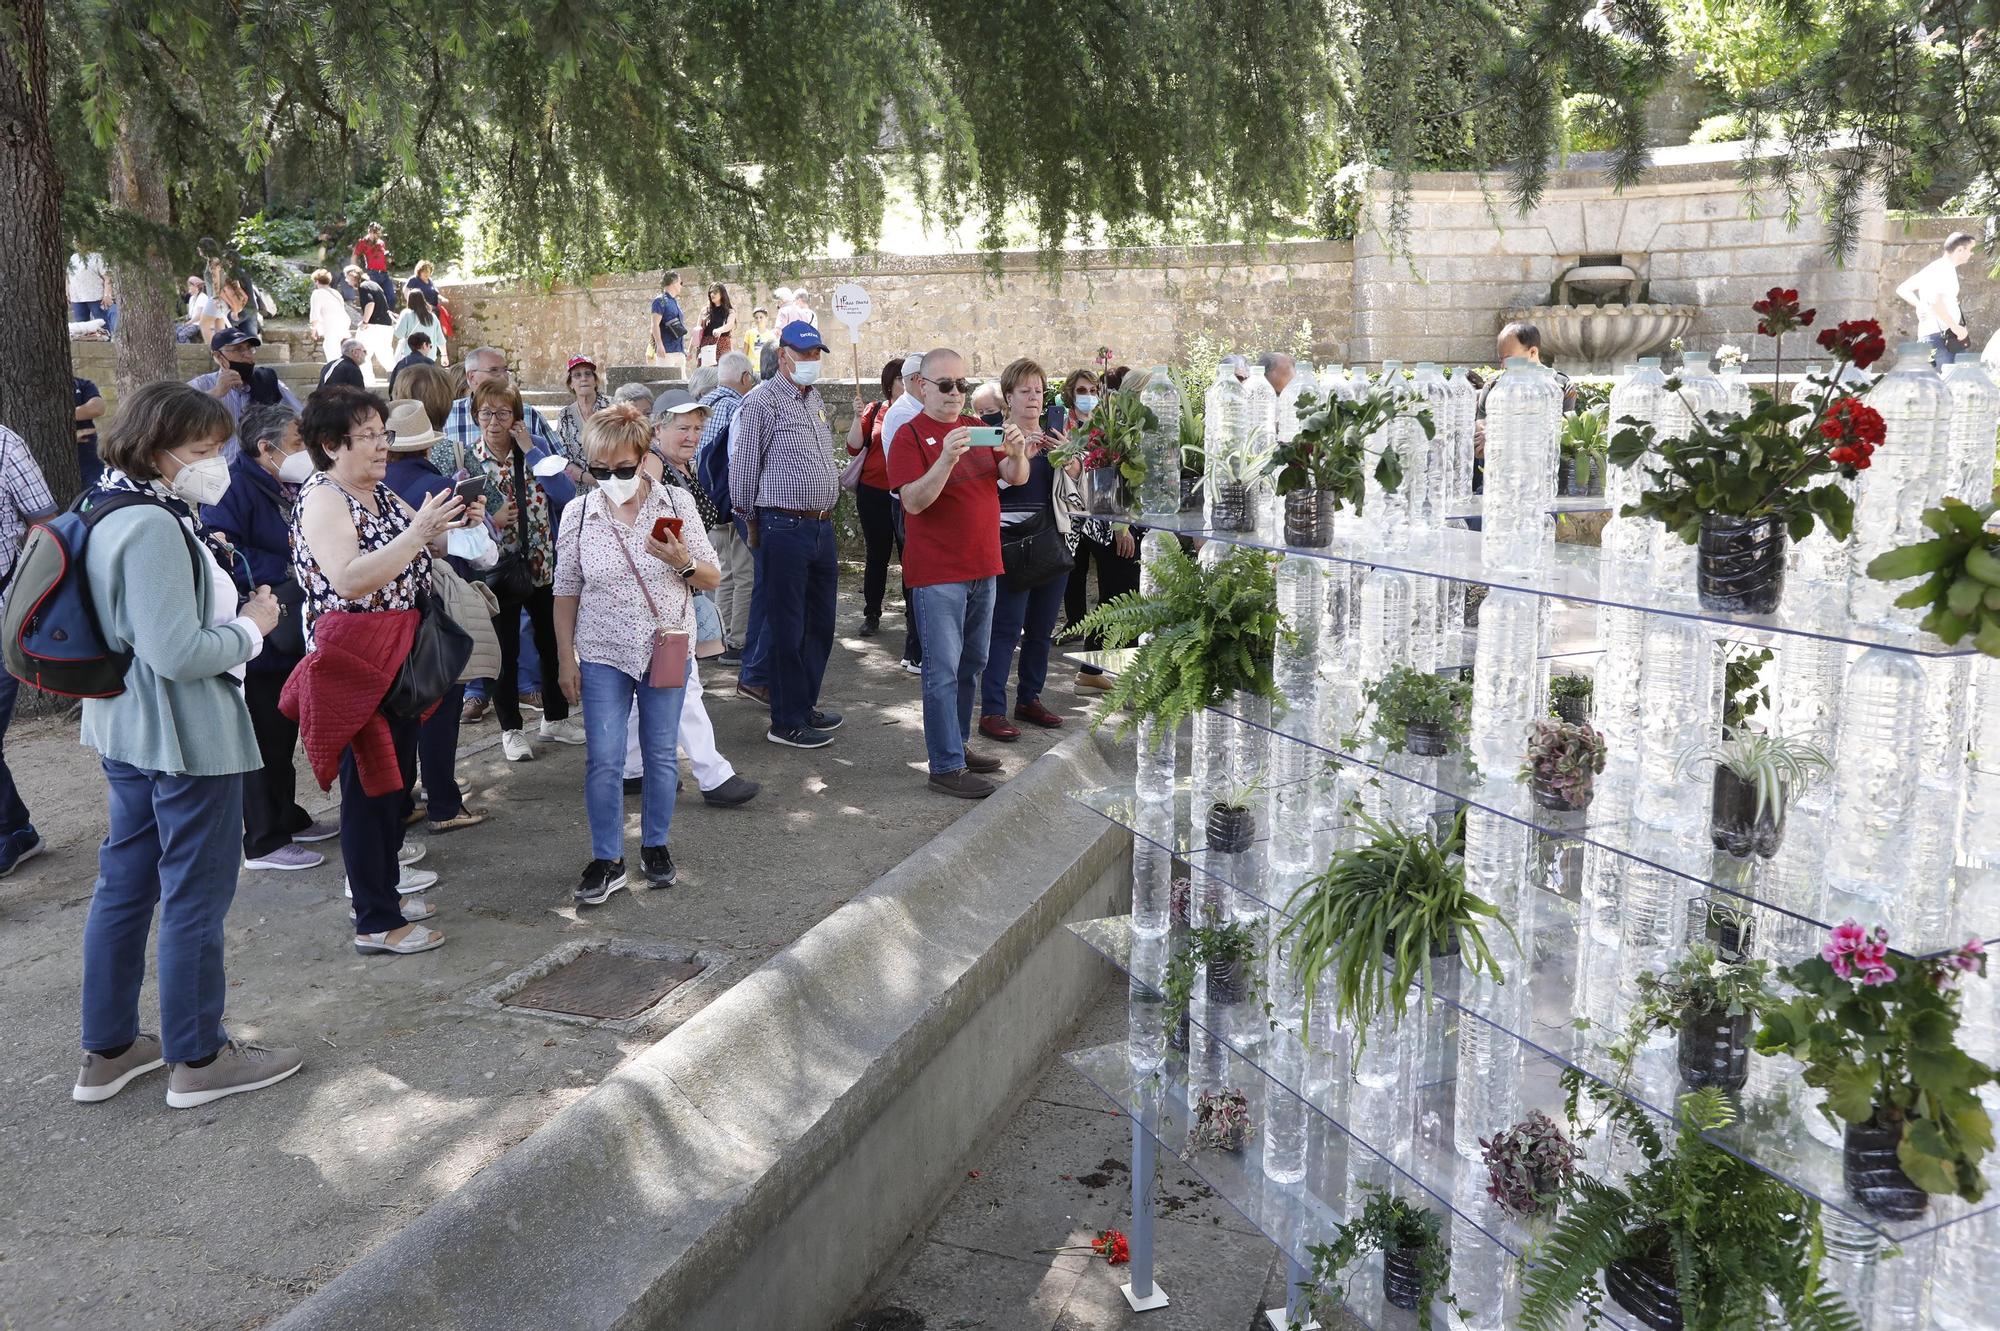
[1823,1059,1878,1124]
[1867,537,1961,581]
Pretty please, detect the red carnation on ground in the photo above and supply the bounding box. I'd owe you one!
[1752,287,1815,338]
[1091,1228,1131,1266]
[1817,318,1887,370]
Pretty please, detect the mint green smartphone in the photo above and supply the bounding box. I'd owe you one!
[969,426,1004,448]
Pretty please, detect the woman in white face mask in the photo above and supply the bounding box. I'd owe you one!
[552,403,719,908]
[73,381,299,1110]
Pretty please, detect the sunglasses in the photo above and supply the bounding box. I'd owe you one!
[586,463,643,481]
[932,378,977,394]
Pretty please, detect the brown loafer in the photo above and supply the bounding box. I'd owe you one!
[1014,698,1065,728]
[1075,670,1113,692]
[978,713,1020,742]
[963,747,1003,774]
[928,769,996,799]
[735,681,772,705]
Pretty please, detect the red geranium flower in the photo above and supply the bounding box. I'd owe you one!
[1752,287,1815,338]
[1817,318,1887,370]
[1092,1228,1131,1265]
[1819,396,1885,471]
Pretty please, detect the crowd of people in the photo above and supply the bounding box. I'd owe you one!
[19,241,1166,1110]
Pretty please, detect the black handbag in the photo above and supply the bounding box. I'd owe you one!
[382,589,474,721]
[485,450,537,602]
[1000,509,1074,591]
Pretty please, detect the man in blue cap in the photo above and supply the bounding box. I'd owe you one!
[188,327,301,448]
[728,319,844,748]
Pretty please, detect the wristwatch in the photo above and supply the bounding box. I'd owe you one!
[676,561,697,580]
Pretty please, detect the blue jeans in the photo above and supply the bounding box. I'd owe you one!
[70,299,107,326]
[0,671,30,837]
[82,761,243,1062]
[581,661,685,860]
[981,571,1067,715]
[465,612,542,703]
[1929,332,1961,366]
[913,578,996,774]
[753,509,838,730]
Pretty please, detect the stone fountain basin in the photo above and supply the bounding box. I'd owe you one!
[1505,302,1698,370]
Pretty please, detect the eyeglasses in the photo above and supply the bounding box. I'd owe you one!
[586,463,642,481]
[347,429,395,447]
[932,378,976,394]
[475,409,514,424]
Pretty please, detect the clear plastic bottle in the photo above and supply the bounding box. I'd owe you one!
[1481,357,1561,573]
[1203,365,1248,531]
[1634,615,1720,831]
[1718,363,1754,418]
[1131,799,1174,939]
[1593,567,1649,757]
[1603,358,1668,565]
[1470,589,1546,773]
[1454,804,1530,1158]
[1649,355,1727,600]
[1930,1208,1994,1331]
[1241,368,1281,540]
[1821,648,1927,919]
[1134,536,1178,802]
[1366,361,1413,539]
[1261,918,1309,1184]
[1848,345,1951,631]
[1769,634,1846,817]
[1128,932,1168,1073]
[1137,366,1182,518]
[1358,569,1417,690]
[1963,658,2000,870]
[1781,364,1855,618]
[1269,558,1327,871]
[1943,359,2000,501]
[1410,363,1451,529]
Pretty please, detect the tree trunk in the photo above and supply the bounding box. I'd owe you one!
[108,114,179,398]
[0,0,78,500]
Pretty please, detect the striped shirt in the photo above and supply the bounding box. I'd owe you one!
[0,425,57,595]
[728,374,839,514]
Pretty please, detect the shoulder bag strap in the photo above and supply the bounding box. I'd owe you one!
[509,449,531,551]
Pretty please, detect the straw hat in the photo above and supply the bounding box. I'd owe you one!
[385,398,442,451]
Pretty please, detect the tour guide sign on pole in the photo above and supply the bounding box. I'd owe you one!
[832,282,871,390]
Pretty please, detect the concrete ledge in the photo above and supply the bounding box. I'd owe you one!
[271,728,1132,1331]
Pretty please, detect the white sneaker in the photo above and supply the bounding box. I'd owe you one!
[344,866,439,898]
[502,730,536,762]
[897,658,923,676]
[538,717,586,746]
[397,841,427,867]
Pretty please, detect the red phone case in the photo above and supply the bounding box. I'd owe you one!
[653,516,683,542]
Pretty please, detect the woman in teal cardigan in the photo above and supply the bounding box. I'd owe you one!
[70,382,302,1112]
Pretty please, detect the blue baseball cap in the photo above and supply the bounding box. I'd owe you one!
[210,327,261,352]
[778,321,824,353]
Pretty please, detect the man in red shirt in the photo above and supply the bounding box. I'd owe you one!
[351,223,391,305]
[889,348,1032,798]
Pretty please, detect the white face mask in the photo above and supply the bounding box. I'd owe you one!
[167,451,232,507]
[1074,394,1100,415]
[277,449,315,484]
[599,474,645,505]
[789,359,822,387]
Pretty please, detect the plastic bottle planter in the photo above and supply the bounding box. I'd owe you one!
[1604,1254,1684,1331]
[1710,767,1785,858]
[1844,1116,1931,1220]
[1206,955,1251,1004]
[1696,514,1788,614]
[1382,1247,1426,1312]
[1082,467,1131,517]
[1168,1011,1191,1053]
[1209,480,1254,532]
[1282,488,1335,548]
[1179,469,1200,515]
[1530,773,1591,814]
[1404,722,1451,757]
[1687,896,1756,962]
[1675,1005,1751,1092]
[1552,693,1589,725]
[1557,453,1604,497]
[1205,802,1257,854]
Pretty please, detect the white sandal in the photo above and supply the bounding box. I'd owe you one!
[354,926,445,955]
[349,894,436,924]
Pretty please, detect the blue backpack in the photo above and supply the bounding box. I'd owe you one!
[3,491,203,698]
[696,410,734,520]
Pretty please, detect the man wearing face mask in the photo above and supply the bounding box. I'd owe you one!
[188,328,300,449]
[204,404,338,872]
[728,320,843,749]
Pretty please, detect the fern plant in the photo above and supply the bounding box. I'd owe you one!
[1072,538,1284,744]
[1519,1075,1861,1331]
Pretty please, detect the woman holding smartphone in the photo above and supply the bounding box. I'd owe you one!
[1058,368,1133,693]
[553,403,719,907]
[978,358,1073,741]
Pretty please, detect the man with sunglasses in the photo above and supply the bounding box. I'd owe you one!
[888,348,1031,798]
[729,321,845,749]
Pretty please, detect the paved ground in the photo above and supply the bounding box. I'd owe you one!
[0,586,1081,1331]
[858,984,1366,1331]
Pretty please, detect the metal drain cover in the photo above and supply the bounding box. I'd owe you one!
[501,948,706,1020]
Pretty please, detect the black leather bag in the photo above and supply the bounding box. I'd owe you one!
[381,590,474,722]
[1000,509,1074,591]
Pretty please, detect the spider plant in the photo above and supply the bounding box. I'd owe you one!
[1676,730,1830,858]
[1278,811,1512,1052]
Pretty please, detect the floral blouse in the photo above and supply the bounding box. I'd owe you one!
[556,393,611,468]
[553,483,717,682]
[466,434,556,587]
[291,472,432,647]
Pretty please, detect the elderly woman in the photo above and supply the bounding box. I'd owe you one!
[203,402,337,872]
[554,403,720,905]
[72,382,298,1109]
[555,354,611,468]
[309,268,348,366]
[468,378,581,760]
[292,386,464,954]
[1058,368,1129,694]
[979,357,1073,742]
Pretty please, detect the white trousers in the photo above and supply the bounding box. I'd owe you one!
[356,325,395,384]
[625,655,735,788]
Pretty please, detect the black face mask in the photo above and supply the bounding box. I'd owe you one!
[979,410,1004,427]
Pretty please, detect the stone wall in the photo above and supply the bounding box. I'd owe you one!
[447,241,1355,386]
[1351,142,1888,371]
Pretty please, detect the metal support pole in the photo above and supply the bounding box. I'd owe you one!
[1120,1086,1170,1311]
[1265,1251,1319,1330]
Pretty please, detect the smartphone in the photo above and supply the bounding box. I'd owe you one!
[1042,404,1066,436]
[452,476,486,507]
[653,516,684,543]
[968,426,1004,448]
